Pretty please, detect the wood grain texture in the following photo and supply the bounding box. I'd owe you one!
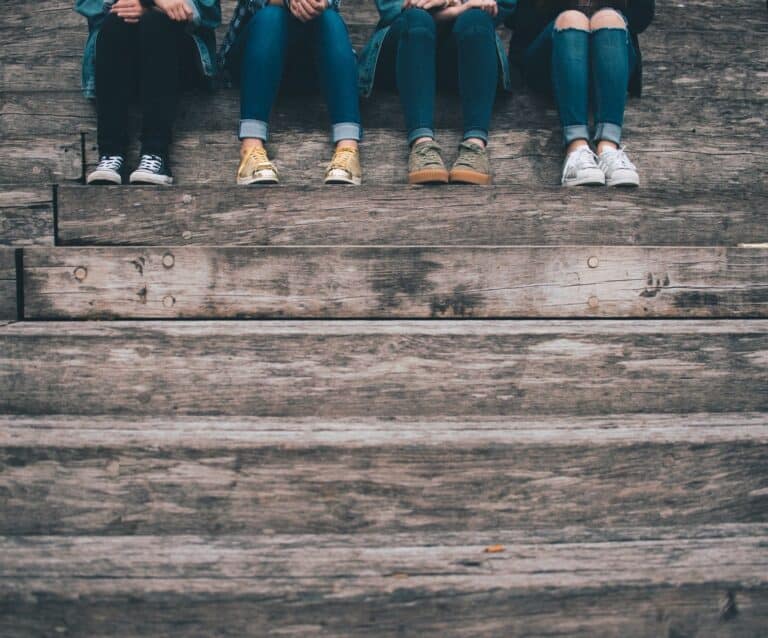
[0,186,54,245]
[55,185,768,246]
[1,527,767,637]
[1,320,767,416]
[21,245,768,319]
[1,414,766,535]
[0,247,18,320]
[0,137,82,185]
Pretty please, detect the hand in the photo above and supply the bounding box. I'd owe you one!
[434,0,497,20]
[110,0,147,23]
[155,0,195,21]
[289,0,327,22]
[403,0,450,10]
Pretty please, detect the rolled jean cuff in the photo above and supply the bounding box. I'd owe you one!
[332,122,362,143]
[562,124,591,146]
[463,128,488,143]
[239,119,268,141]
[407,127,435,146]
[594,122,622,145]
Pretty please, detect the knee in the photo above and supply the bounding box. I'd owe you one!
[454,7,495,38]
[138,8,174,34]
[590,8,627,30]
[554,10,590,31]
[312,8,346,36]
[245,5,287,44]
[401,7,437,36]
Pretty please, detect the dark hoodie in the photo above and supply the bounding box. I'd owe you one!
[506,0,655,96]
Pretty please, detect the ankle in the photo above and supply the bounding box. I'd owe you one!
[335,140,358,151]
[597,140,619,155]
[241,138,265,154]
[566,139,590,156]
[411,137,435,148]
[464,137,486,149]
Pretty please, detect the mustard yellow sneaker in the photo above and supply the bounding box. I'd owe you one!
[237,146,279,185]
[324,146,362,185]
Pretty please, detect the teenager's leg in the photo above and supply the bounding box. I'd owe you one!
[309,10,362,145]
[451,8,497,146]
[590,9,634,150]
[238,5,292,143]
[95,13,138,156]
[551,10,591,151]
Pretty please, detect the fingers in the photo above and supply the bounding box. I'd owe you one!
[290,0,323,21]
[408,0,445,9]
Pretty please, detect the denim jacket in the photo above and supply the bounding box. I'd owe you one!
[75,0,221,99]
[218,0,342,83]
[358,0,518,97]
[507,0,654,96]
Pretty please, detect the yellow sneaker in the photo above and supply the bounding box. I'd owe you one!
[237,146,279,185]
[324,146,362,185]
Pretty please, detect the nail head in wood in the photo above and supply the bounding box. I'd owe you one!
[73,266,87,282]
[162,295,176,308]
[162,253,175,269]
[587,256,599,269]
[588,295,599,309]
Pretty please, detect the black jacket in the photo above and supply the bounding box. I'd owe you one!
[506,0,655,96]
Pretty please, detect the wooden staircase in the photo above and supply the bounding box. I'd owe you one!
[1,1,767,635]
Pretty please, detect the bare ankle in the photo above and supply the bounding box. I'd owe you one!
[566,139,590,155]
[241,138,264,154]
[335,140,358,151]
[597,140,619,155]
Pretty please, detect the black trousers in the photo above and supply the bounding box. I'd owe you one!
[95,11,199,156]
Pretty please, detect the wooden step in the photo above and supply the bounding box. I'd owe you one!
[1,413,766,535]
[0,247,17,319]
[0,186,54,246]
[21,245,768,319]
[1,525,767,636]
[56,185,768,246]
[1,320,767,416]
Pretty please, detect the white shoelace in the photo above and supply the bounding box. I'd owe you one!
[563,146,599,178]
[96,155,123,171]
[136,154,163,173]
[601,146,637,171]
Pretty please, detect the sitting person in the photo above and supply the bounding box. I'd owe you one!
[77,0,221,185]
[359,0,517,185]
[219,0,363,186]
[508,0,655,186]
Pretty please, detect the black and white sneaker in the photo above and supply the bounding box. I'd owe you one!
[87,155,125,185]
[129,154,174,186]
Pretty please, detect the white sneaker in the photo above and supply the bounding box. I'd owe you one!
[561,146,605,187]
[599,146,640,187]
[87,155,125,185]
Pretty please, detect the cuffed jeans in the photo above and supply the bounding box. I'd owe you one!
[522,15,637,146]
[237,6,361,143]
[375,7,499,145]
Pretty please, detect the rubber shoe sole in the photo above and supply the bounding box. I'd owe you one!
[86,169,122,185]
[562,168,606,187]
[449,168,492,185]
[129,170,173,186]
[324,175,362,186]
[237,174,279,186]
[606,168,640,187]
[408,168,450,185]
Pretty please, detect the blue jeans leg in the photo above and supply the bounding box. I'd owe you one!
[238,5,291,141]
[310,10,362,143]
[452,8,498,143]
[552,25,591,146]
[591,26,635,145]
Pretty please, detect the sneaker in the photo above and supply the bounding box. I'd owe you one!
[237,146,279,185]
[324,146,362,185]
[129,154,174,186]
[561,145,605,187]
[449,141,492,185]
[599,146,640,187]
[87,155,125,185]
[408,140,449,185]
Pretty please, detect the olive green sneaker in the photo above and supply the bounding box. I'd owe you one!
[408,140,449,184]
[450,141,492,185]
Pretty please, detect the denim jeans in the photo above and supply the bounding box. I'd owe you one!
[375,7,499,145]
[237,6,361,143]
[522,15,637,146]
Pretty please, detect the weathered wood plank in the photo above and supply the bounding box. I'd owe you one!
[0,186,54,245]
[1,321,767,416]
[0,138,82,185]
[56,185,768,247]
[0,414,765,535]
[22,246,768,319]
[1,527,767,637]
[0,247,18,320]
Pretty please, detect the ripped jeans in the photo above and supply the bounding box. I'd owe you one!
[522,14,637,146]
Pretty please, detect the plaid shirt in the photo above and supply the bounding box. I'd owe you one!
[218,0,341,71]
